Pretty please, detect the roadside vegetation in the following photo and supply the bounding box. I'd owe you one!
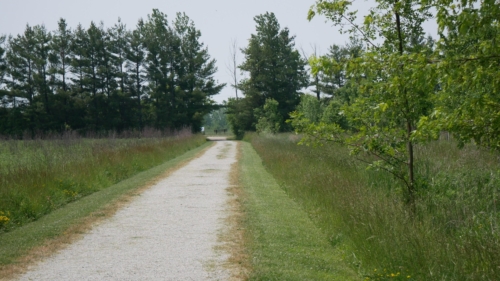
[227,1,499,279]
[0,131,206,233]
[246,133,500,280]
[238,141,357,280]
[0,139,212,278]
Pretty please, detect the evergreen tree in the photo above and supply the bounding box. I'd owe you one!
[50,18,72,92]
[6,25,38,135]
[109,18,128,94]
[175,12,224,131]
[0,9,224,136]
[143,9,177,129]
[0,35,6,95]
[32,25,53,129]
[237,12,308,131]
[70,24,88,95]
[125,19,147,130]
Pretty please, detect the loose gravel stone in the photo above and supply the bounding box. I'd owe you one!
[16,141,237,281]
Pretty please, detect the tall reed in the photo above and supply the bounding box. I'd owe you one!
[248,133,500,280]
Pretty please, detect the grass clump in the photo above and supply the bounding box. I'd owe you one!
[247,133,500,280]
[0,133,206,232]
[239,141,358,280]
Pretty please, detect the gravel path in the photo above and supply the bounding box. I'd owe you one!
[16,141,237,281]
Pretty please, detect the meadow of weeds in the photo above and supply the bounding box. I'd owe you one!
[247,133,500,280]
[0,130,206,232]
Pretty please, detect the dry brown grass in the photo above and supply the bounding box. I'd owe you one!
[0,143,214,281]
[218,142,251,281]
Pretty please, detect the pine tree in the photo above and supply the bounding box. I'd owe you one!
[6,25,38,136]
[50,18,72,92]
[32,25,53,128]
[175,12,224,131]
[238,12,308,130]
[125,19,147,130]
[0,35,6,95]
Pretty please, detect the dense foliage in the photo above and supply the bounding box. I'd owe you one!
[290,0,499,206]
[0,10,224,137]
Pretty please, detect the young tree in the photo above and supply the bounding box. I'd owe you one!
[297,0,436,205]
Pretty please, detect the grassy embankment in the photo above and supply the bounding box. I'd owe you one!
[238,141,358,280]
[246,133,500,280]
[0,134,211,275]
[0,133,207,232]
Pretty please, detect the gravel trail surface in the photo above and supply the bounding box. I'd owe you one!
[16,140,237,281]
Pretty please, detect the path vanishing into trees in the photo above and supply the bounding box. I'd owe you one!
[15,140,237,281]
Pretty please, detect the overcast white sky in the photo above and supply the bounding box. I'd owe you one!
[0,1,437,103]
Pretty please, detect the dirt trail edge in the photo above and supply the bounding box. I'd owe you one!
[16,140,237,281]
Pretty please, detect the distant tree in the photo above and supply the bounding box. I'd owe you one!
[109,18,128,94]
[125,19,147,130]
[142,10,224,132]
[226,97,253,139]
[6,25,39,135]
[70,24,88,95]
[50,18,72,92]
[0,35,7,95]
[32,25,53,128]
[203,107,228,131]
[226,38,239,99]
[235,12,308,131]
[108,19,134,132]
[175,12,224,132]
[254,98,282,134]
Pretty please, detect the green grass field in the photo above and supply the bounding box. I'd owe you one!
[239,141,358,280]
[246,133,500,280]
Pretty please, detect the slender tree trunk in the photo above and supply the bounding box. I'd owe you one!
[136,63,142,130]
[315,74,320,100]
[395,0,415,205]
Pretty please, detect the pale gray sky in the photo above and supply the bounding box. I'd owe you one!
[0,1,437,103]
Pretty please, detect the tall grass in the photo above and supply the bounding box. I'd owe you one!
[0,130,206,232]
[247,133,500,280]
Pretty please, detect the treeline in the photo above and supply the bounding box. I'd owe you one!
[0,9,224,138]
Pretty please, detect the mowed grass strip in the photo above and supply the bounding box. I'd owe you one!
[239,142,358,280]
[0,141,213,279]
